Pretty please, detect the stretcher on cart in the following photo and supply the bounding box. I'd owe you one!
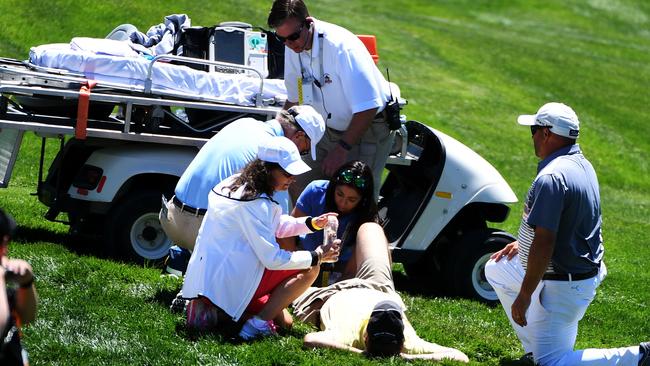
[0,38,285,145]
[0,39,295,262]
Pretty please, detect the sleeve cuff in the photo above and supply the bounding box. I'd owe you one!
[305,217,323,232]
[310,251,320,266]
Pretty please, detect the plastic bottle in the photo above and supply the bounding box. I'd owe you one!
[320,216,339,286]
[321,216,339,263]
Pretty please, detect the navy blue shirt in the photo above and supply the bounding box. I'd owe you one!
[518,144,604,274]
[295,180,358,262]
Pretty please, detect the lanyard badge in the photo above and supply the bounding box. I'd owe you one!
[298,74,314,105]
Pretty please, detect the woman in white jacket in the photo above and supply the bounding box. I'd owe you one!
[182,136,340,340]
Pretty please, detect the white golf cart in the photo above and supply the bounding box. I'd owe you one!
[381,121,518,302]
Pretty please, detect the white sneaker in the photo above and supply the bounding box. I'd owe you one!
[238,316,278,340]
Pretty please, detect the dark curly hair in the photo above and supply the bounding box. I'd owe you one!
[324,161,380,246]
[226,159,282,200]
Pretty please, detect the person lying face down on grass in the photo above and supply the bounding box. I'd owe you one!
[293,222,469,362]
[181,136,340,340]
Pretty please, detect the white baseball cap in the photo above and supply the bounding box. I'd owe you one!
[517,102,580,139]
[257,136,311,175]
[287,105,325,160]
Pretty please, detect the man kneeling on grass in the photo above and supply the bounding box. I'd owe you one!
[293,222,469,362]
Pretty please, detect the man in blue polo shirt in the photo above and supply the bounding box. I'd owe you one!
[485,102,649,365]
[160,105,325,255]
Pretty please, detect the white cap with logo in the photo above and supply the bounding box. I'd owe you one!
[517,102,580,139]
[257,136,311,175]
[287,105,326,160]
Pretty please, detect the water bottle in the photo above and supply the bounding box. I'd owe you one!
[320,216,339,286]
[321,216,339,263]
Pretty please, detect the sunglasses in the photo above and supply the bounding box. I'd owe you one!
[274,22,304,43]
[337,169,366,189]
[530,125,551,136]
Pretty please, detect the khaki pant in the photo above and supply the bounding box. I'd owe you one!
[292,117,394,199]
[291,223,395,324]
[159,196,204,251]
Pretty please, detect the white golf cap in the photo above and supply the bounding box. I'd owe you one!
[517,102,580,139]
[257,136,311,175]
[287,105,325,160]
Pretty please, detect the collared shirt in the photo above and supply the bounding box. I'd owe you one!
[518,144,604,274]
[283,19,391,131]
[174,118,283,209]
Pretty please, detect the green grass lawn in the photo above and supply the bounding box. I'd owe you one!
[1,1,649,365]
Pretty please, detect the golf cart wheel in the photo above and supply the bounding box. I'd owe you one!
[448,229,515,303]
[105,190,172,262]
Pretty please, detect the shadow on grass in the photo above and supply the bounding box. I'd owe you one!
[499,359,530,366]
[15,225,169,270]
[174,313,244,343]
[14,225,115,260]
[393,269,502,308]
[13,225,69,245]
[392,269,445,298]
[151,287,180,309]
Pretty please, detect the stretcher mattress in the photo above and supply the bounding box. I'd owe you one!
[29,38,287,106]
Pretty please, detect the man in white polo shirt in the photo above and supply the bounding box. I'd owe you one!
[267,0,396,200]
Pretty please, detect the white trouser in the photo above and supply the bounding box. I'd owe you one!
[485,256,641,366]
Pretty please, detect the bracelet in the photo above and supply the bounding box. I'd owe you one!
[310,250,322,267]
[305,217,322,232]
[311,218,323,231]
[337,139,352,151]
[19,277,34,289]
